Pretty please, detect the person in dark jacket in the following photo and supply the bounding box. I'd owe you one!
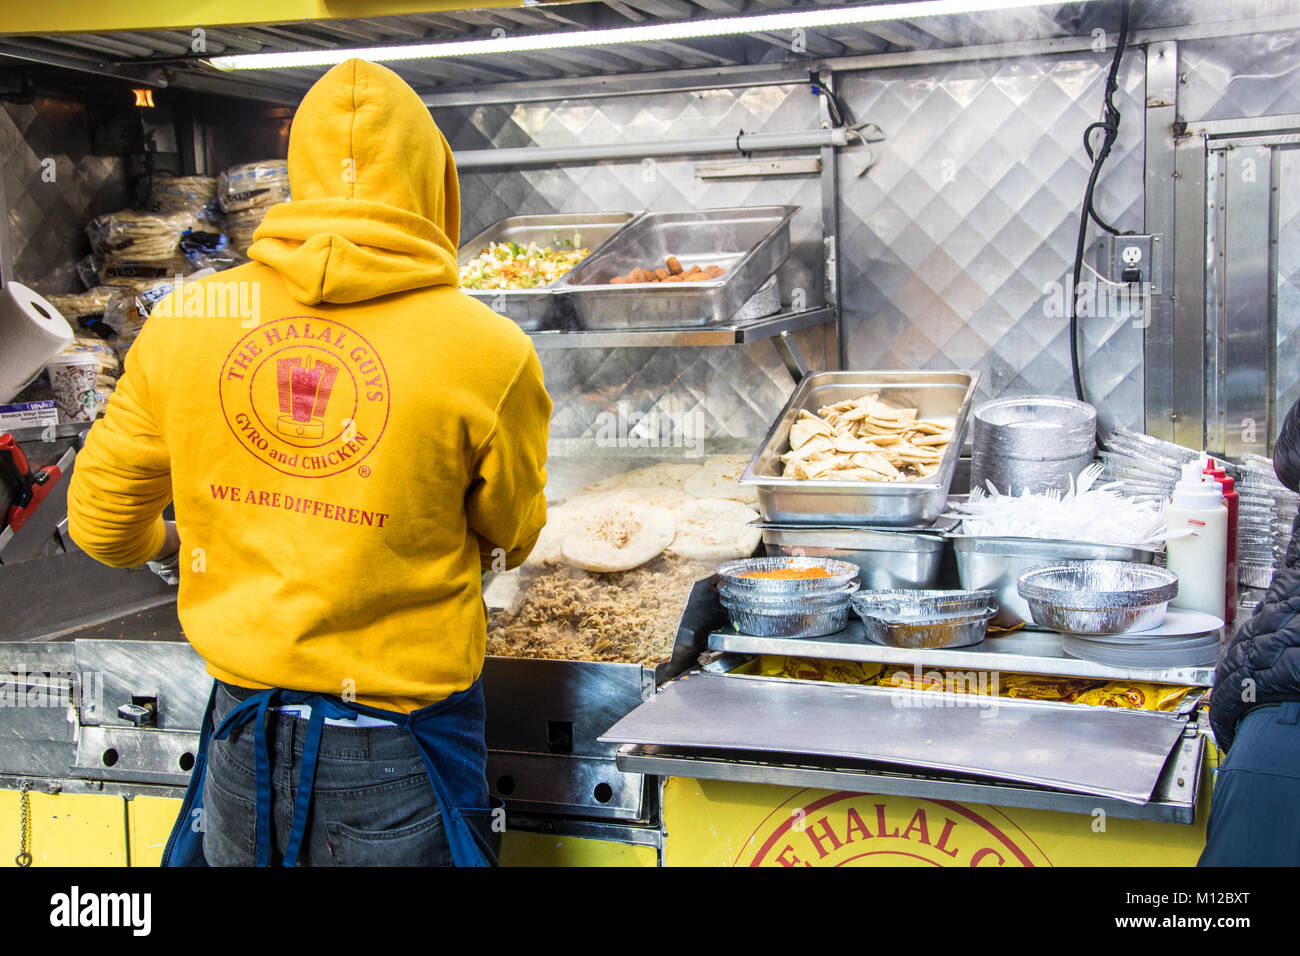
[1201,396,1300,865]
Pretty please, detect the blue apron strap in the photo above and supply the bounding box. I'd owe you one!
[212,688,282,867]
[161,682,217,867]
[403,680,495,868]
[281,708,327,867]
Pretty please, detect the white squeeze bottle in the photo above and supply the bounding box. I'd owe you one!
[1165,462,1228,619]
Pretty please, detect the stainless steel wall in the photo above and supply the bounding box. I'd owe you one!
[1181,33,1300,122]
[0,98,129,294]
[834,51,1148,430]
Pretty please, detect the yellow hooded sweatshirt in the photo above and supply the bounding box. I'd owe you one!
[67,59,551,712]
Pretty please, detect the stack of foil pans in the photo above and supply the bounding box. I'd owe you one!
[1017,561,1178,635]
[970,396,1097,496]
[1236,453,1300,588]
[716,557,860,637]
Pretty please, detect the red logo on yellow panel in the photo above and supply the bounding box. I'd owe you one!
[218,317,389,478]
[737,792,1051,867]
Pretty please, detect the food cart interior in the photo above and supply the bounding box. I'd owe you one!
[1,0,1299,866]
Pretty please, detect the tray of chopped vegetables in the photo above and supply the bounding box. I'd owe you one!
[457,212,637,329]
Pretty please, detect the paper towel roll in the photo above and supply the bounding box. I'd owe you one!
[0,282,75,404]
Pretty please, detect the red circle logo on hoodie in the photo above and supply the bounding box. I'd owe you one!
[218,316,389,478]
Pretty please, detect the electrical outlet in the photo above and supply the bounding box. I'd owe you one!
[1095,234,1162,293]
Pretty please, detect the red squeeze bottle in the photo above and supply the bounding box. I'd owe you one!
[1204,457,1238,624]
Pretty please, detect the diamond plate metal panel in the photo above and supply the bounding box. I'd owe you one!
[1277,147,1300,441]
[835,51,1147,430]
[436,85,831,444]
[0,98,129,294]
[1181,33,1300,123]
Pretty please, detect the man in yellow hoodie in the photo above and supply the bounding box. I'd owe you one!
[67,59,550,866]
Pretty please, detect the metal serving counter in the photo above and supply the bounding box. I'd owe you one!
[599,580,1216,827]
[706,623,1218,686]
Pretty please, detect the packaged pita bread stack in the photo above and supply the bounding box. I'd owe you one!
[86,209,196,262]
[219,159,291,257]
[218,160,290,214]
[45,287,117,330]
[148,174,218,215]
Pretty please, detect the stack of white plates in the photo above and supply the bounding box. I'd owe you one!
[1060,609,1224,668]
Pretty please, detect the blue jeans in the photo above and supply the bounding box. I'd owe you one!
[203,681,453,866]
[1200,702,1300,866]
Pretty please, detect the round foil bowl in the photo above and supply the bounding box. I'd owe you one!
[719,595,854,639]
[855,607,997,649]
[719,581,860,609]
[850,588,997,621]
[1016,561,1179,635]
[716,556,860,595]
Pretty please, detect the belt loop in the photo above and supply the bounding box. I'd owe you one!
[1279,702,1300,725]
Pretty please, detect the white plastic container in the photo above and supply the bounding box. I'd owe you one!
[1165,462,1228,619]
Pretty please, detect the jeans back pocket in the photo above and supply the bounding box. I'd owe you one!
[324,812,452,867]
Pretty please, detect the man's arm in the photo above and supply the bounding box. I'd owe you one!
[465,347,551,571]
[67,338,174,568]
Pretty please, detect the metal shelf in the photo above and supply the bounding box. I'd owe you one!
[526,306,834,349]
[707,622,1217,687]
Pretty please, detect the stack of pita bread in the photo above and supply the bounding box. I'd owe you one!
[528,455,762,573]
[782,393,952,482]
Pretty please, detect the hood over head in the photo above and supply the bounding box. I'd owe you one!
[249,58,460,305]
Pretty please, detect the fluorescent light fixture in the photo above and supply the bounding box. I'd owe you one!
[210,0,1102,70]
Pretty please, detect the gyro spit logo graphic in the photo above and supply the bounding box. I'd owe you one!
[219,316,389,478]
[738,792,1050,867]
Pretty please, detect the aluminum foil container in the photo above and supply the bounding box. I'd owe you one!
[719,595,853,638]
[850,588,996,621]
[951,535,1160,629]
[718,581,859,609]
[971,396,1097,495]
[1016,561,1179,635]
[716,556,859,594]
[856,607,996,649]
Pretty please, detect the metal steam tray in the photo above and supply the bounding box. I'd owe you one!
[740,370,979,527]
[457,212,636,330]
[556,205,798,329]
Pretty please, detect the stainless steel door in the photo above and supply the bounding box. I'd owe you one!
[1203,134,1300,457]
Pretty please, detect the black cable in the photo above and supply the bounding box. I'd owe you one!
[1070,0,1131,403]
[1085,0,1131,235]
